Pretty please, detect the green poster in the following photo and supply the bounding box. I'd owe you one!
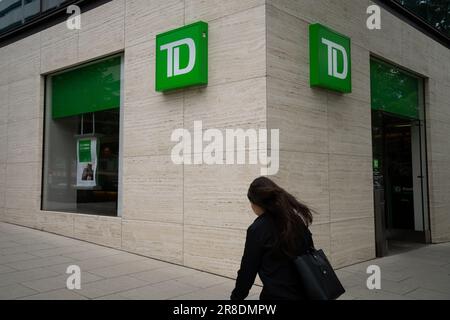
[78,140,92,163]
[77,137,97,188]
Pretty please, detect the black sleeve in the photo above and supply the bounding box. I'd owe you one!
[230,225,264,300]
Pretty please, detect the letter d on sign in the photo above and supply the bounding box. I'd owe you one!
[66,265,81,290]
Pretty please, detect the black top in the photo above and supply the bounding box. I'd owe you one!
[230,213,313,300]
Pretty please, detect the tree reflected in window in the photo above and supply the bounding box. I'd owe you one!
[395,0,450,38]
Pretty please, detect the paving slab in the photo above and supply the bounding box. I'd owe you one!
[113,280,199,300]
[0,283,39,300]
[20,289,88,300]
[5,255,75,271]
[0,253,40,264]
[21,272,104,292]
[128,265,201,284]
[404,287,450,300]
[76,275,149,299]
[89,259,167,278]
[0,267,61,287]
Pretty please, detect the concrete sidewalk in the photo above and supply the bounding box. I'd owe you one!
[0,222,449,300]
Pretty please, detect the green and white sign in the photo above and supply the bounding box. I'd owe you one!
[310,23,352,93]
[76,137,97,188]
[155,21,208,92]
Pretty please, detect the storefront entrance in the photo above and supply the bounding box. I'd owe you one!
[370,59,431,257]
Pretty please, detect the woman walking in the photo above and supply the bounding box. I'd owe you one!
[231,176,314,300]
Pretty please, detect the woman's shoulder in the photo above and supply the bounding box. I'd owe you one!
[246,214,275,245]
[247,214,274,233]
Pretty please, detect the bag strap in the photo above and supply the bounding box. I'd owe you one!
[291,228,316,262]
[304,228,316,253]
[298,213,315,252]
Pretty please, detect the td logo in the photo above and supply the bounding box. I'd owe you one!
[310,24,352,93]
[156,21,208,92]
[160,38,196,77]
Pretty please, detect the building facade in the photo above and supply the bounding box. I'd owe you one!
[0,0,449,278]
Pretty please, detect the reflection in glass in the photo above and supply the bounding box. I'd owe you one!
[42,0,66,11]
[42,109,120,216]
[395,0,450,38]
[0,0,22,32]
[23,0,40,21]
[42,56,121,217]
[0,0,72,34]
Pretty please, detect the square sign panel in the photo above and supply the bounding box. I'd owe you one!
[155,21,208,92]
[310,23,352,93]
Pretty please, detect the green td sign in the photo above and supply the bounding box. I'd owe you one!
[155,21,208,92]
[310,23,351,93]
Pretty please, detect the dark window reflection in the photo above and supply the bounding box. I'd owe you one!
[75,109,120,216]
[0,0,72,35]
[395,0,450,38]
[0,0,22,32]
[43,109,120,217]
[42,0,67,11]
[24,0,40,21]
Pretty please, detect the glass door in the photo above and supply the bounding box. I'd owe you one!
[370,58,430,256]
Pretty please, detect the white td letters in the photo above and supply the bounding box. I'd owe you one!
[160,38,196,77]
[321,38,348,80]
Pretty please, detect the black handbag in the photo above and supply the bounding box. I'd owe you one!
[293,232,345,300]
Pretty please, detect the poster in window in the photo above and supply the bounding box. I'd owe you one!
[76,138,97,188]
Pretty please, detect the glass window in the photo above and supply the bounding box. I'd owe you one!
[23,0,40,21]
[394,0,450,38]
[42,0,67,11]
[42,55,122,217]
[0,0,74,35]
[0,0,22,33]
[370,59,420,119]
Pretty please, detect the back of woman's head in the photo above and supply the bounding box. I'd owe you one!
[247,176,313,257]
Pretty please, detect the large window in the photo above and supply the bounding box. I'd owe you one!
[394,0,450,38]
[42,55,122,216]
[0,0,72,35]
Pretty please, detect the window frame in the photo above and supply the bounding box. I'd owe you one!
[40,53,124,217]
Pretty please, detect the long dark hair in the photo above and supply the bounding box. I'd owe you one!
[247,177,313,257]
